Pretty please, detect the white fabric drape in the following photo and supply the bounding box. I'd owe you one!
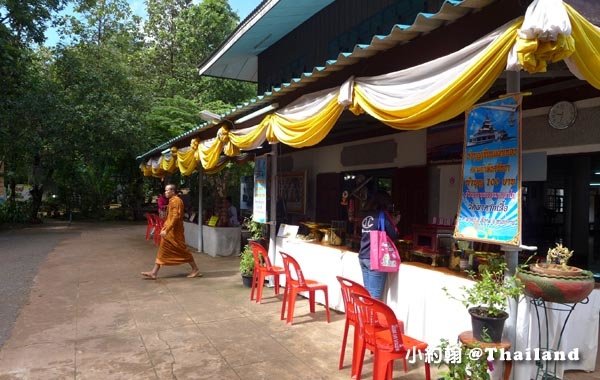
[506,0,572,71]
[232,125,267,151]
[276,87,340,120]
[353,22,513,110]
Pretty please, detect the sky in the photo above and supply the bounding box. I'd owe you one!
[44,0,261,46]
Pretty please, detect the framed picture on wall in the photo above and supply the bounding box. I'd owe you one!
[278,171,306,214]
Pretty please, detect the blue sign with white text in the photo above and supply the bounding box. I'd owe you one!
[454,96,521,246]
[253,156,268,223]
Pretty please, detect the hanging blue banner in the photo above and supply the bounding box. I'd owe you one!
[454,95,522,246]
[253,156,268,223]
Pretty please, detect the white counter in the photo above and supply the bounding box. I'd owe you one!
[183,222,241,256]
[202,225,241,257]
[275,237,599,378]
[183,221,199,249]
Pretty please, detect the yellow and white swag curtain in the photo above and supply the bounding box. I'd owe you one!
[141,0,600,176]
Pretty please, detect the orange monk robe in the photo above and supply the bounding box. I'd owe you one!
[156,195,194,265]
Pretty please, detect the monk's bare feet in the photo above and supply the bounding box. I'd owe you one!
[186,271,203,278]
[141,271,157,280]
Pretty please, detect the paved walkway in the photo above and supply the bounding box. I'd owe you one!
[0,222,435,379]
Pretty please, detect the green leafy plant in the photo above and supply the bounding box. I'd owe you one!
[239,244,254,277]
[242,215,264,240]
[444,263,523,317]
[437,339,491,380]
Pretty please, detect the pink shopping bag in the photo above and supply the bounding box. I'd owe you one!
[369,212,401,272]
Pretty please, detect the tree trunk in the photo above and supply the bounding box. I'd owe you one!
[29,184,44,223]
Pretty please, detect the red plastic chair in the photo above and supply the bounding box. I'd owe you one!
[153,214,164,246]
[249,241,284,303]
[279,252,330,325]
[336,276,371,371]
[144,213,156,240]
[352,293,430,380]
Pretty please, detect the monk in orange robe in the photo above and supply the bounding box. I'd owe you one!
[142,184,200,279]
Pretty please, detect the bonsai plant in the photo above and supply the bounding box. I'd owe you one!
[239,244,254,287]
[444,263,523,342]
[531,243,580,275]
[517,243,594,303]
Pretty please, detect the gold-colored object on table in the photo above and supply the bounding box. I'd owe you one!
[319,228,331,244]
[301,222,330,244]
[449,250,462,271]
[330,220,346,246]
[330,231,342,246]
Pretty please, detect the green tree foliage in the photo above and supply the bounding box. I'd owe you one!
[1,0,258,223]
[145,95,201,144]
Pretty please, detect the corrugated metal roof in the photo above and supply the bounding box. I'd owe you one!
[138,0,496,161]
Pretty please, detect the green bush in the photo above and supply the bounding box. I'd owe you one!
[0,201,32,224]
[239,244,254,276]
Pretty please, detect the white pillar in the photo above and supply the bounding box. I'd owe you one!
[198,167,204,253]
[268,144,278,265]
[505,69,520,380]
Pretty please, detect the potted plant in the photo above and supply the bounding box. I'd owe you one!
[239,244,254,287]
[239,215,266,287]
[242,215,267,248]
[444,262,523,342]
[516,243,594,303]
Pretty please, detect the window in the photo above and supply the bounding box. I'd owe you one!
[545,188,564,213]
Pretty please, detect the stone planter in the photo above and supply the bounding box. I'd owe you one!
[516,266,594,303]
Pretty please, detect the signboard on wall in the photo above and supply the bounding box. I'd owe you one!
[454,95,522,246]
[277,171,306,214]
[240,175,253,210]
[14,184,33,202]
[253,156,268,223]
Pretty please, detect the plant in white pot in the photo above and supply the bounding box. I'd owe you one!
[444,263,523,343]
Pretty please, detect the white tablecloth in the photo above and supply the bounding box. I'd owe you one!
[275,238,599,378]
[275,238,472,343]
[512,290,600,379]
[202,226,240,257]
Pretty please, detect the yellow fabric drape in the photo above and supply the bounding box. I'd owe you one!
[515,33,574,73]
[199,138,223,171]
[140,163,153,177]
[566,4,600,90]
[150,164,167,177]
[159,155,177,173]
[228,123,268,150]
[262,96,345,148]
[176,148,199,176]
[351,18,523,130]
[140,4,600,176]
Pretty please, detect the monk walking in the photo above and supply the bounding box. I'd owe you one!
[142,184,201,279]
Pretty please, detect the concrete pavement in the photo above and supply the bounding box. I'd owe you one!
[0,222,435,379]
[0,223,80,347]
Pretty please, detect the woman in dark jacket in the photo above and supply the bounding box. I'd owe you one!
[359,191,399,300]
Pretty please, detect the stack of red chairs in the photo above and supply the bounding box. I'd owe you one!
[249,241,284,303]
[336,276,371,373]
[153,214,164,246]
[352,293,430,380]
[144,213,156,241]
[279,252,330,325]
